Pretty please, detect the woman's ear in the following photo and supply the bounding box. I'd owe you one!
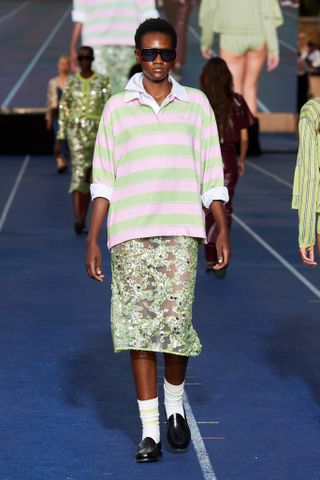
[135,49,141,64]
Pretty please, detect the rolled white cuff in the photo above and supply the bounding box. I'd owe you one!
[71,9,86,22]
[141,8,159,20]
[201,186,229,209]
[90,183,113,201]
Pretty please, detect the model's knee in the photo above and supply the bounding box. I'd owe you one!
[130,350,157,361]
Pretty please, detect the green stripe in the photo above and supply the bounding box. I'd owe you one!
[93,170,114,183]
[111,191,200,212]
[109,214,203,236]
[117,168,198,187]
[202,179,224,192]
[86,15,138,25]
[89,1,133,12]
[116,123,201,147]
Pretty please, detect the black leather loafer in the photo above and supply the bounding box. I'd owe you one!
[135,437,162,462]
[167,413,191,452]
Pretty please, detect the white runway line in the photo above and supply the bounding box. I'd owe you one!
[283,9,299,21]
[1,7,71,108]
[237,163,320,296]
[233,213,320,300]
[0,1,30,25]
[187,25,271,114]
[279,39,297,53]
[246,160,293,189]
[184,393,219,480]
[0,155,30,233]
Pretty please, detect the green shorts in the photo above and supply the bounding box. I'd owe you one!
[220,33,266,56]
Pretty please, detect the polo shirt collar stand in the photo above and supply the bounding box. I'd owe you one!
[124,72,189,109]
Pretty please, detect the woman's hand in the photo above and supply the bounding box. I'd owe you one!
[299,246,317,267]
[267,52,280,72]
[201,48,213,59]
[86,241,105,282]
[214,229,231,270]
[238,159,245,176]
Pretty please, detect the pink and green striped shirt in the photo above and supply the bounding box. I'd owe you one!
[72,0,158,47]
[91,73,229,249]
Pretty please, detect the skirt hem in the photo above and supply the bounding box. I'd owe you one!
[113,345,201,357]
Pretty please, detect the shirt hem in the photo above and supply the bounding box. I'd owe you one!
[108,226,206,250]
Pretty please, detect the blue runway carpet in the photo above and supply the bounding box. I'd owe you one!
[1,150,320,479]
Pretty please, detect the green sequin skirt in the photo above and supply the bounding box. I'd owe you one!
[110,236,202,356]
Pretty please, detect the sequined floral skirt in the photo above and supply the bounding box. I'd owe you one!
[110,236,201,357]
[66,120,99,194]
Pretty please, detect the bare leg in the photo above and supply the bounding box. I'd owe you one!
[72,190,90,223]
[164,353,188,385]
[130,350,157,400]
[242,44,267,115]
[220,48,246,95]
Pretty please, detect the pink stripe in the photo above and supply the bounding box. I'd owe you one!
[202,125,218,137]
[85,22,137,34]
[108,225,205,249]
[161,111,202,128]
[112,111,202,136]
[205,145,222,158]
[203,167,224,180]
[92,156,111,172]
[116,132,194,157]
[107,96,129,113]
[95,133,113,151]
[117,157,196,175]
[87,8,138,21]
[110,202,202,224]
[84,37,135,46]
[112,179,199,201]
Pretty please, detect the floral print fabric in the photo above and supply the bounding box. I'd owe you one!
[110,236,201,356]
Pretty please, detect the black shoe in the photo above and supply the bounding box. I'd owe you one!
[135,437,162,463]
[206,264,227,279]
[74,220,87,235]
[167,413,191,452]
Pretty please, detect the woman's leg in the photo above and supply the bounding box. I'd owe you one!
[130,350,161,458]
[174,0,194,69]
[242,44,267,115]
[163,353,191,451]
[164,353,188,386]
[130,350,157,400]
[220,48,246,95]
[72,190,90,234]
[163,353,188,417]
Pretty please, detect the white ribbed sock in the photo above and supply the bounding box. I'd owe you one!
[164,378,185,418]
[137,397,160,443]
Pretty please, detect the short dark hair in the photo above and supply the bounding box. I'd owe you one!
[78,45,94,58]
[134,18,177,49]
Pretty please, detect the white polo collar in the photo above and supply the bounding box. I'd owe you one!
[124,72,189,105]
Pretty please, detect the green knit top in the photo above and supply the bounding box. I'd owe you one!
[199,0,283,53]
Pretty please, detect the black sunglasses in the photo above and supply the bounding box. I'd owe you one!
[77,55,93,61]
[139,48,176,63]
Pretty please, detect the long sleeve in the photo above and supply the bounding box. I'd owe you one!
[72,0,86,22]
[91,102,116,201]
[57,78,72,140]
[292,102,320,248]
[199,0,217,52]
[260,0,283,54]
[200,93,229,208]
